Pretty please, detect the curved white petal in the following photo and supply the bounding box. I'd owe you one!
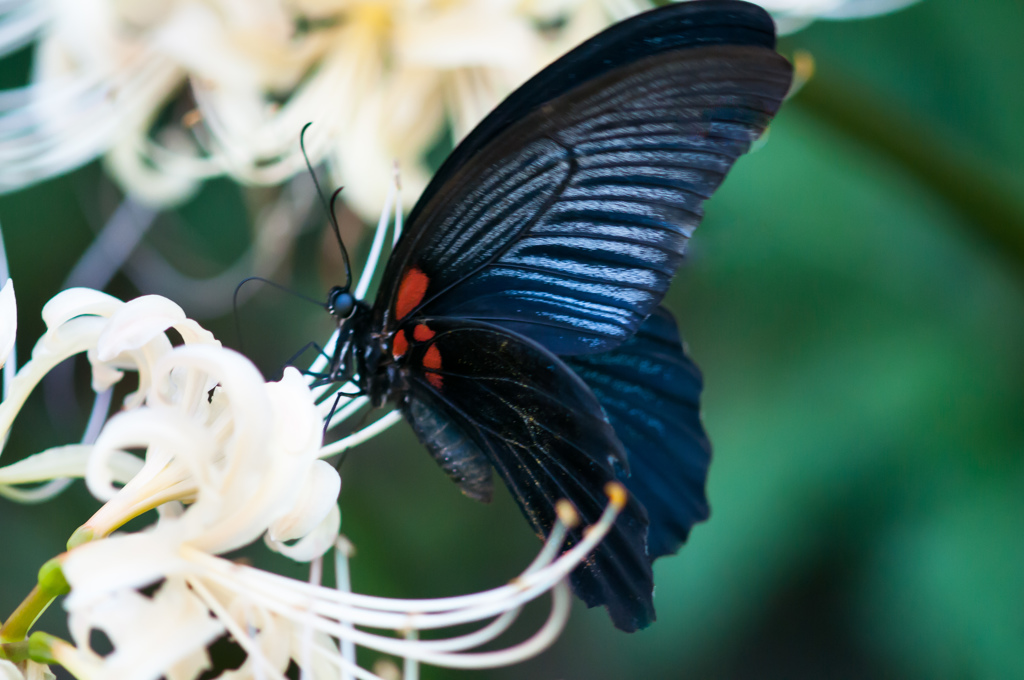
[64,531,191,608]
[0,444,142,485]
[41,287,122,330]
[86,407,215,502]
[265,367,322,460]
[208,606,292,680]
[267,502,341,562]
[267,463,341,544]
[818,0,921,18]
[0,315,109,446]
[95,294,189,361]
[0,279,16,369]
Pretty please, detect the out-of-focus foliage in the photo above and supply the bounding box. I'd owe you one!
[0,0,1021,678]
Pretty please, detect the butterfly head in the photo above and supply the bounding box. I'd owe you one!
[326,286,356,320]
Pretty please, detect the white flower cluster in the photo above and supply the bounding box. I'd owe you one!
[0,281,625,680]
[0,0,919,220]
[0,0,610,218]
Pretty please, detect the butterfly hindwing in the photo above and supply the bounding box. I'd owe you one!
[566,306,712,559]
[393,317,656,631]
[373,1,792,355]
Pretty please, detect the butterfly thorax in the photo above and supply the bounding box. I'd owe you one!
[345,304,406,409]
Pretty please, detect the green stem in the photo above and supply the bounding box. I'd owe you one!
[792,68,1024,278]
[0,585,54,643]
[0,557,70,643]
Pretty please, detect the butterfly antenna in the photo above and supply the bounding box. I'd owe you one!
[328,186,352,289]
[233,276,330,350]
[300,123,352,290]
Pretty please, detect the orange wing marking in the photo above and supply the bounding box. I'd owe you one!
[395,267,429,320]
[392,330,409,359]
[423,344,443,389]
[413,323,435,342]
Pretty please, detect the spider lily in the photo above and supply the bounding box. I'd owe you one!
[48,490,624,680]
[0,0,616,218]
[0,226,626,680]
[0,0,920,214]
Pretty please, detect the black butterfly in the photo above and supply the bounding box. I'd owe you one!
[319,0,792,631]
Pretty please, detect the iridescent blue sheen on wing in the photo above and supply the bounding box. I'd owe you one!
[427,50,790,353]
[377,45,791,354]
[372,3,792,356]
[566,307,711,559]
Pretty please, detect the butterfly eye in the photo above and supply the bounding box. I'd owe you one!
[327,287,355,318]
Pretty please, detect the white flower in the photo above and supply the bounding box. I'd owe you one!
[0,281,628,680]
[0,287,340,556]
[0,0,920,224]
[752,0,921,33]
[58,491,625,680]
[0,0,610,220]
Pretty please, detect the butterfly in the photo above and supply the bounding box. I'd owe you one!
[319,0,792,631]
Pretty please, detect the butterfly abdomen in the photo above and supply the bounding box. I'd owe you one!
[404,397,495,503]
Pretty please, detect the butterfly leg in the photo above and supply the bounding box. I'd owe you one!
[285,340,332,372]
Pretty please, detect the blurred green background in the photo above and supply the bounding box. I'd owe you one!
[1,0,1022,678]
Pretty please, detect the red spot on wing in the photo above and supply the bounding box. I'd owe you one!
[412,323,435,342]
[392,330,409,359]
[423,344,443,389]
[423,345,442,370]
[395,266,429,320]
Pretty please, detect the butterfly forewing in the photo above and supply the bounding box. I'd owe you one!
[423,49,790,354]
[374,24,791,357]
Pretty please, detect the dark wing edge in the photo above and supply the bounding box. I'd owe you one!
[395,317,656,631]
[565,306,712,559]
[408,0,780,228]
